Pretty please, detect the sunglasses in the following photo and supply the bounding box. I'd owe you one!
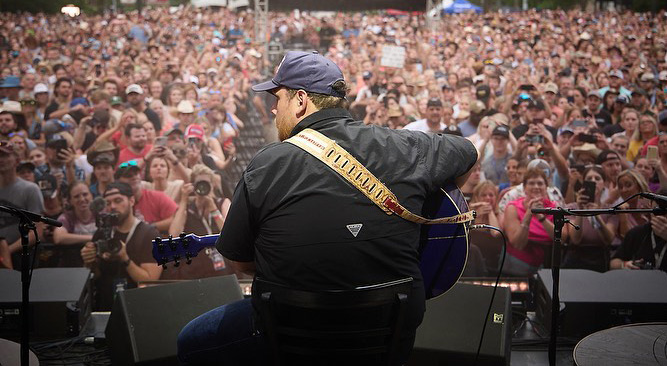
[8,131,25,138]
[119,160,139,169]
[20,100,37,106]
[208,90,222,95]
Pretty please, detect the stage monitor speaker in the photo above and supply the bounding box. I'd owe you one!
[106,274,244,366]
[535,269,667,339]
[0,268,91,340]
[408,283,511,366]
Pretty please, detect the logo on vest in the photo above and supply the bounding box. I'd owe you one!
[346,223,363,238]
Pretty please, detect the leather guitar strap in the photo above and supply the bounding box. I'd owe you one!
[285,128,475,225]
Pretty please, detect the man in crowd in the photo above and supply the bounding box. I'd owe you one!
[114,162,178,232]
[125,84,161,132]
[0,141,43,268]
[404,98,446,133]
[482,125,511,185]
[80,181,161,309]
[117,123,150,166]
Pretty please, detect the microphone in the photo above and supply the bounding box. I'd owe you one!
[89,196,106,215]
[0,205,62,227]
[639,192,667,209]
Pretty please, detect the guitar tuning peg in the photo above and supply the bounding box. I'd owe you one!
[154,237,161,244]
[173,256,180,267]
[180,232,186,239]
[186,253,192,265]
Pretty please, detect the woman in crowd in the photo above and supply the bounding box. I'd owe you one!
[163,164,233,280]
[52,182,97,267]
[162,84,184,130]
[608,169,650,242]
[614,108,641,161]
[142,152,186,203]
[143,120,157,146]
[20,97,44,146]
[29,147,47,168]
[147,80,163,104]
[627,114,659,162]
[502,168,559,276]
[563,166,615,272]
[634,157,659,192]
[469,181,501,231]
[8,132,30,161]
[498,157,527,198]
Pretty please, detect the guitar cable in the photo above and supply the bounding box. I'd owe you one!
[468,224,507,366]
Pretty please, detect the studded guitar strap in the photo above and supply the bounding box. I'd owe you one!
[285,128,475,225]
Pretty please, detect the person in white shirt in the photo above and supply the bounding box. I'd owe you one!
[404,98,447,134]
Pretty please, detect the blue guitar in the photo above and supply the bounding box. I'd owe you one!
[153,183,471,299]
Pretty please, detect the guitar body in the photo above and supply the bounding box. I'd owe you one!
[419,183,470,299]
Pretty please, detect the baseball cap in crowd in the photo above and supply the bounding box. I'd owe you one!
[596,150,620,165]
[362,71,373,80]
[543,82,559,94]
[90,109,111,127]
[0,76,20,88]
[114,160,141,179]
[491,125,510,138]
[631,89,648,98]
[185,124,205,141]
[110,96,123,106]
[33,83,49,95]
[46,132,73,149]
[476,84,491,102]
[609,70,624,79]
[527,99,545,110]
[558,125,574,136]
[177,100,194,114]
[206,68,218,75]
[427,98,443,108]
[103,181,134,198]
[16,160,35,173]
[639,73,655,82]
[70,97,89,108]
[615,95,630,104]
[587,90,601,99]
[165,128,184,137]
[126,84,144,95]
[470,100,486,114]
[659,71,667,82]
[252,51,345,98]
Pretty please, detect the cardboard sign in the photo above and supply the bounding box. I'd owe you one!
[380,45,406,69]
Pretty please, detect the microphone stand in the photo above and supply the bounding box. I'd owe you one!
[531,205,667,366]
[0,205,61,366]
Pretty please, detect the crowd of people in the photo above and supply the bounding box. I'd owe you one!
[1,6,666,309]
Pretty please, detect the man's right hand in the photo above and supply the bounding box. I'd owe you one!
[81,242,97,268]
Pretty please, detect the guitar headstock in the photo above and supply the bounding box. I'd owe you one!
[152,233,216,269]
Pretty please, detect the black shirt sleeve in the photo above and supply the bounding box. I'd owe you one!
[216,177,256,262]
[128,222,160,265]
[612,224,650,262]
[422,133,478,191]
[44,101,59,121]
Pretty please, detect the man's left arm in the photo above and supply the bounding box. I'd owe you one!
[217,176,257,278]
[424,133,479,189]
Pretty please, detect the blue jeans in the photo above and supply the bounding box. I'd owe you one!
[177,298,269,365]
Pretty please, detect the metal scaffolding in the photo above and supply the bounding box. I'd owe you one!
[254,0,270,76]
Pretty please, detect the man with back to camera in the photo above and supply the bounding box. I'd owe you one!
[176,51,479,365]
[80,181,161,310]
